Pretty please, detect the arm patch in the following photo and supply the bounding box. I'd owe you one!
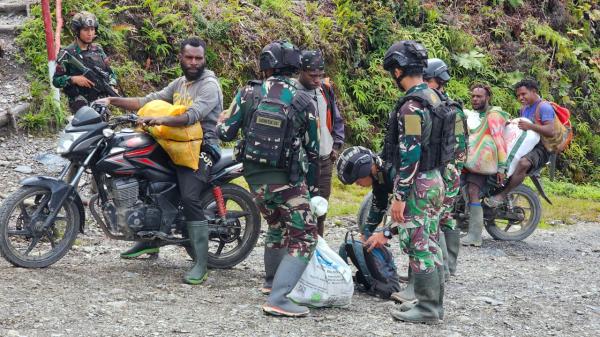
[404,114,422,136]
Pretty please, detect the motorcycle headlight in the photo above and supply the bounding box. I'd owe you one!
[56,131,87,154]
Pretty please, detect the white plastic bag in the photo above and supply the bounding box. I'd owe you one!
[504,118,540,177]
[310,196,329,217]
[288,236,354,308]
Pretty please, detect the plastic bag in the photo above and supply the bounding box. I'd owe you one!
[137,100,203,170]
[504,118,540,177]
[288,236,354,308]
[310,196,329,217]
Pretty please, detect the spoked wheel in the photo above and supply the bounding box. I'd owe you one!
[485,185,541,241]
[185,184,261,269]
[0,186,80,268]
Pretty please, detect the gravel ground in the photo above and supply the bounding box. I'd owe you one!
[0,0,30,117]
[0,132,599,337]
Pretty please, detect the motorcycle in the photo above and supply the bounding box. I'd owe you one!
[0,104,261,269]
[356,170,550,241]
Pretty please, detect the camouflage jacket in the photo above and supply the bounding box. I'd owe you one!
[217,76,320,188]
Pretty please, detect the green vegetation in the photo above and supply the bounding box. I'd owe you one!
[16,0,600,185]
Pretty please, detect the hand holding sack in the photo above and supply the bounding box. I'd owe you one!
[138,100,203,170]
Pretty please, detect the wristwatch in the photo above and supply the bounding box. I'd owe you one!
[382,227,393,239]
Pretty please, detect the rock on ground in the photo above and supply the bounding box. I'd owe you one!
[0,131,598,337]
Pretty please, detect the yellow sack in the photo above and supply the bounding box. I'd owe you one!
[138,100,203,170]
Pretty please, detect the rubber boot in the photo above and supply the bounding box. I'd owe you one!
[390,269,441,324]
[439,233,450,281]
[444,229,460,276]
[260,247,287,294]
[398,265,445,319]
[183,220,209,285]
[316,215,326,237]
[262,255,310,317]
[120,241,160,259]
[390,267,415,303]
[437,264,445,320]
[461,203,484,247]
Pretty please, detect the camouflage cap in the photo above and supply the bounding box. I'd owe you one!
[300,50,325,71]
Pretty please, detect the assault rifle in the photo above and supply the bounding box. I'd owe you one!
[56,50,120,97]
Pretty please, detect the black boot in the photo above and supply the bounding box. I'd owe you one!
[444,228,460,276]
[183,220,209,285]
[437,264,445,320]
[390,269,442,324]
[262,255,310,317]
[260,247,287,294]
[120,241,160,259]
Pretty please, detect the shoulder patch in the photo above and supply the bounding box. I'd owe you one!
[404,114,422,136]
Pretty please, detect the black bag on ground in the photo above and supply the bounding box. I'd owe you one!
[338,231,401,299]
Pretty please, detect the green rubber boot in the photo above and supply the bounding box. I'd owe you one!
[183,220,209,285]
[461,203,484,247]
[390,267,415,303]
[260,247,288,295]
[120,241,160,259]
[390,269,442,324]
[439,233,450,281]
[396,265,446,319]
[262,255,310,317]
[444,229,460,276]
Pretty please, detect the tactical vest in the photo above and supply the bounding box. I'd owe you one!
[63,44,111,100]
[240,79,312,169]
[383,88,459,172]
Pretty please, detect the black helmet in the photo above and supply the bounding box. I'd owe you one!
[300,50,324,71]
[424,58,451,83]
[259,40,301,72]
[71,11,99,35]
[383,40,428,72]
[336,146,374,185]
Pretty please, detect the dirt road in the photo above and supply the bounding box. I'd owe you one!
[0,132,598,337]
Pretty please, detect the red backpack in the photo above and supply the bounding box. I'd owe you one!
[534,101,573,153]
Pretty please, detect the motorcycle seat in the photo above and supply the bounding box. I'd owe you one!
[211,149,235,173]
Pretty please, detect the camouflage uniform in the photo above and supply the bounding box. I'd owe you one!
[439,96,467,231]
[217,76,319,262]
[383,83,445,273]
[53,42,117,113]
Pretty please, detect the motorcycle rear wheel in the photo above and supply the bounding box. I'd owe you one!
[0,186,80,268]
[185,184,261,269]
[485,185,541,241]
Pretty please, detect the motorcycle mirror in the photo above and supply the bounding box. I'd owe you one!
[102,128,115,138]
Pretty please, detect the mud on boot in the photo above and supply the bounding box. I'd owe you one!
[262,255,310,317]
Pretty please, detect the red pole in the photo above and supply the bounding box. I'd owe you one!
[41,0,56,61]
[54,0,63,57]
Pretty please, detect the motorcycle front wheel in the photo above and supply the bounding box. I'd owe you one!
[485,185,542,241]
[0,186,80,268]
[185,183,261,269]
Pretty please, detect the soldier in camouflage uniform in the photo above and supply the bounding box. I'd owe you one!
[217,41,319,318]
[363,41,446,324]
[423,58,467,278]
[53,12,117,113]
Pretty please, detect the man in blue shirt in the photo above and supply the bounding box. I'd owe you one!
[484,79,555,207]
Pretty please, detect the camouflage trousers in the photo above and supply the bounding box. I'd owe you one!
[439,163,461,231]
[396,170,445,273]
[249,181,318,264]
